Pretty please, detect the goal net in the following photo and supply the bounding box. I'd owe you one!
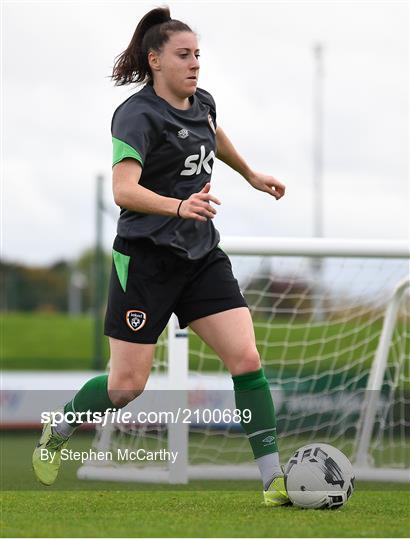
[78,237,409,484]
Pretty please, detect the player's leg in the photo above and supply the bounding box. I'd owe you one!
[189,307,290,506]
[32,235,182,485]
[60,339,155,432]
[32,339,154,485]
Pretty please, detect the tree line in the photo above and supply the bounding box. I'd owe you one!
[1,250,314,318]
[0,250,112,313]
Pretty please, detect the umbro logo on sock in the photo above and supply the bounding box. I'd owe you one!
[262,435,276,446]
[177,128,189,139]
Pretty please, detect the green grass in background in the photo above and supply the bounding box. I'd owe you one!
[1,313,108,370]
[3,312,405,374]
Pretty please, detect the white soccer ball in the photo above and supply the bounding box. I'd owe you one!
[284,443,355,509]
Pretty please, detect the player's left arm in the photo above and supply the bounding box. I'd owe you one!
[215,125,285,200]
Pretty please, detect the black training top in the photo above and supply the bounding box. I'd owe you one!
[111,84,220,260]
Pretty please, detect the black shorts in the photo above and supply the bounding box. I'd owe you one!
[104,236,248,344]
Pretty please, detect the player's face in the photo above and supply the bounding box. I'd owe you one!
[155,32,200,97]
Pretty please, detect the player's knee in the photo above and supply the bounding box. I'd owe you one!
[108,389,141,408]
[231,346,261,375]
[108,375,147,408]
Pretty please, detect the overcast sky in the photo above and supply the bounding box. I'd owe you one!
[2,0,409,265]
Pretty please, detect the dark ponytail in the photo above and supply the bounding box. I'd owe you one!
[111,6,193,86]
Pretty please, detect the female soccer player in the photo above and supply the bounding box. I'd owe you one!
[33,6,288,506]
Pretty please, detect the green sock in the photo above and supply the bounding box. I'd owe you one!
[64,374,117,426]
[232,368,279,459]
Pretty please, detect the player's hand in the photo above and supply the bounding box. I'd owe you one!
[178,182,221,222]
[246,170,286,200]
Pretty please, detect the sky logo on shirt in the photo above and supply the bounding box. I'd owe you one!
[181,145,215,176]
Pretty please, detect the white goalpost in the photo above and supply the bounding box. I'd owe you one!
[77,237,410,484]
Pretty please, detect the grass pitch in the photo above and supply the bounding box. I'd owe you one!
[2,312,409,536]
[1,433,409,538]
[2,488,409,538]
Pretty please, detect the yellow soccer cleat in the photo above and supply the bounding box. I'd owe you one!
[263,474,292,507]
[32,418,69,486]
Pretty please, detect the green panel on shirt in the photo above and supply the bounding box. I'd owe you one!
[112,137,143,167]
[112,249,130,292]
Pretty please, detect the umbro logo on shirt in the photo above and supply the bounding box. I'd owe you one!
[177,128,189,139]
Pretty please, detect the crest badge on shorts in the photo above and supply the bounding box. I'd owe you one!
[208,114,216,134]
[126,310,147,332]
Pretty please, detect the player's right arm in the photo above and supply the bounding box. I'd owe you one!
[112,159,220,222]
